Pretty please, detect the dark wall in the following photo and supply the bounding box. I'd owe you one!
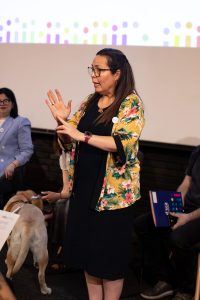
[24,129,194,211]
[23,130,62,194]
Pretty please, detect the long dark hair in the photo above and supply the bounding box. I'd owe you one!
[0,87,18,118]
[86,48,137,124]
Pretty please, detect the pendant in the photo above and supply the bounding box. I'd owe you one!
[98,108,104,113]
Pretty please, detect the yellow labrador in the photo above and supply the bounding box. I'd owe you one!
[3,190,52,295]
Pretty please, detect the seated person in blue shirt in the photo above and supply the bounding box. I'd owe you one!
[0,87,33,208]
[134,145,200,300]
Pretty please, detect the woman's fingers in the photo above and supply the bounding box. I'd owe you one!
[55,89,63,102]
[47,90,57,103]
[45,90,72,121]
[45,98,53,110]
[46,89,72,110]
[66,99,72,109]
[48,89,63,105]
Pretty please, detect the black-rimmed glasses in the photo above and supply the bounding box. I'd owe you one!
[88,66,111,77]
[0,99,11,105]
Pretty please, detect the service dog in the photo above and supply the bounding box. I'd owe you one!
[3,190,52,295]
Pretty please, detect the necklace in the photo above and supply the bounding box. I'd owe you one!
[98,107,104,113]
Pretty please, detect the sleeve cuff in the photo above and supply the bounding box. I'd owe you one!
[113,135,126,165]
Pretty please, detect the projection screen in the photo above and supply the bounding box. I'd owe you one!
[0,0,200,146]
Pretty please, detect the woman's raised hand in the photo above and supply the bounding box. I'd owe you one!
[45,89,72,122]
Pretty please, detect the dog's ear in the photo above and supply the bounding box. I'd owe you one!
[3,201,10,211]
[3,195,19,211]
[3,194,28,211]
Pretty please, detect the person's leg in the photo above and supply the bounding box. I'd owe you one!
[85,272,103,300]
[170,217,200,295]
[134,213,175,299]
[133,212,172,284]
[103,278,124,300]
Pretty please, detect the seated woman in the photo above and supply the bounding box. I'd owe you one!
[41,149,70,270]
[0,87,33,208]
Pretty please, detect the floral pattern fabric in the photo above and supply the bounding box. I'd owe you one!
[62,93,145,211]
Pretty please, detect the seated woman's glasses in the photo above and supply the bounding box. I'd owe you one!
[0,99,11,105]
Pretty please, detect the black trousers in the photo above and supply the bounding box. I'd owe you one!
[133,212,200,294]
[0,167,24,209]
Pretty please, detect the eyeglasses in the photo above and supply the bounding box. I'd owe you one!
[0,99,11,105]
[88,66,111,77]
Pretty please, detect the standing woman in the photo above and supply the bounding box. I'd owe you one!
[46,48,145,300]
[0,87,33,208]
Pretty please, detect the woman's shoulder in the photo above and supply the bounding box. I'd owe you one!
[13,115,31,126]
[126,92,142,103]
[121,92,144,110]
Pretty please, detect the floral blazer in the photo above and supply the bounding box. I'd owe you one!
[62,93,145,212]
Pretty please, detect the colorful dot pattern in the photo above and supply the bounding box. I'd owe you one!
[0,18,199,47]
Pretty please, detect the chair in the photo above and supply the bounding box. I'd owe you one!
[0,166,24,209]
[194,243,200,300]
[49,198,70,266]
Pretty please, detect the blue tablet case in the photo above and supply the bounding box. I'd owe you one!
[149,190,184,227]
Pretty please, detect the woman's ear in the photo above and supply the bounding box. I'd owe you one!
[114,69,121,81]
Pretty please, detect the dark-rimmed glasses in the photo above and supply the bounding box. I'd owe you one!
[88,66,111,77]
[0,99,11,105]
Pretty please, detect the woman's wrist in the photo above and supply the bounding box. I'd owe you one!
[11,161,18,168]
[60,192,68,199]
[57,117,68,125]
[83,131,92,143]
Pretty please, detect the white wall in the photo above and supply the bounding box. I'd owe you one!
[1,44,200,146]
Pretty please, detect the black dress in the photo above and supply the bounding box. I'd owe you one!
[64,99,134,280]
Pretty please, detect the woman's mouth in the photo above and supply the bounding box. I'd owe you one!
[93,82,100,88]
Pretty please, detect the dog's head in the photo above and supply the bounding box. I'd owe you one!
[4,190,44,212]
[16,190,44,210]
[16,189,37,200]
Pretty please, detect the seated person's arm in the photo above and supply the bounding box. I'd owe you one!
[171,207,200,230]
[41,191,61,203]
[170,175,193,229]
[171,175,199,229]
[186,207,200,221]
[41,150,70,203]
[176,175,192,203]
[60,169,70,199]
[41,169,70,203]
